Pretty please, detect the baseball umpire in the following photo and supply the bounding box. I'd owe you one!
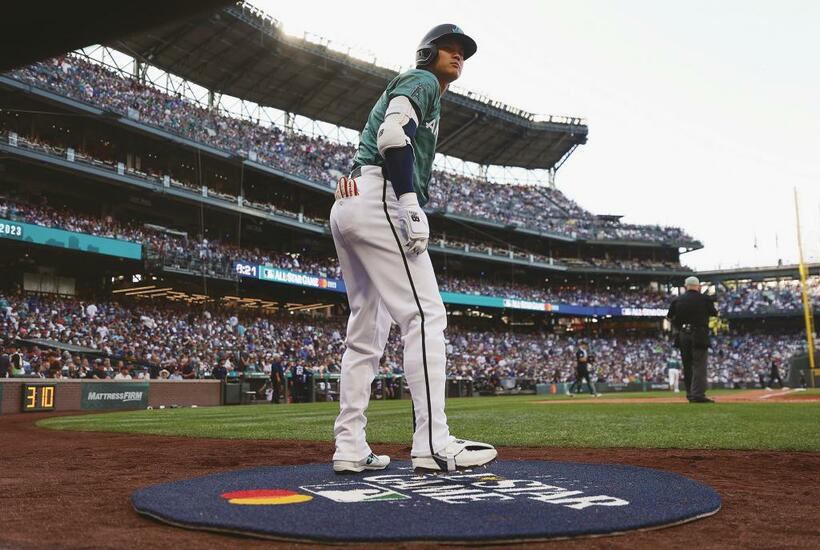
[329,24,497,474]
[570,341,599,397]
[666,276,718,403]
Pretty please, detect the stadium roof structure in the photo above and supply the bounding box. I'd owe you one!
[13,338,106,357]
[697,262,820,282]
[107,1,588,171]
[0,0,233,72]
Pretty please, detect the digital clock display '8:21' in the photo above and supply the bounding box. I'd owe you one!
[22,384,56,412]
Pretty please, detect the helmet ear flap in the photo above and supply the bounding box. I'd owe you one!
[415,44,438,67]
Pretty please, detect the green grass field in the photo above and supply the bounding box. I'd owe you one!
[38,390,820,452]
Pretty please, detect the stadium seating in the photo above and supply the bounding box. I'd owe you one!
[2,197,815,313]
[0,292,805,385]
[6,55,697,245]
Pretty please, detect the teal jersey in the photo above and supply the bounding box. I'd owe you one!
[353,69,441,206]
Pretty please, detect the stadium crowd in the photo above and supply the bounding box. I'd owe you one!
[721,279,820,315]
[0,190,684,282]
[0,292,806,388]
[437,275,669,308]
[7,55,697,244]
[2,197,816,314]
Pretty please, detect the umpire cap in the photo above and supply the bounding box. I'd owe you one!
[416,24,477,67]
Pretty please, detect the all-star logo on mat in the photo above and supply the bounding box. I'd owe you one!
[300,472,628,508]
[302,482,410,503]
[132,461,722,543]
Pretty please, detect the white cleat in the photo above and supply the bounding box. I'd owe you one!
[412,439,497,473]
[333,452,391,474]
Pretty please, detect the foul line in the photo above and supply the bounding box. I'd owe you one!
[758,388,801,400]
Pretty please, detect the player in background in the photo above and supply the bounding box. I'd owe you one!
[666,354,682,392]
[330,25,497,474]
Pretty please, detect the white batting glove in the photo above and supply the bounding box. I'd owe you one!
[398,192,429,255]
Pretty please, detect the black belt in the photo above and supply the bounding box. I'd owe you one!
[680,324,706,331]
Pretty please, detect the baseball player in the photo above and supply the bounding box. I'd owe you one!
[330,24,497,474]
[666,354,682,392]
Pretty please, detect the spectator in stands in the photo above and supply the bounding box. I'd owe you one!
[10,350,24,377]
[181,359,197,379]
[75,357,89,378]
[211,361,228,381]
[0,345,10,378]
[114,363,132,380]
[90,359,108,379]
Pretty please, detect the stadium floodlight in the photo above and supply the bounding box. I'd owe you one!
[125,287,173,297]
[112,285,156,294]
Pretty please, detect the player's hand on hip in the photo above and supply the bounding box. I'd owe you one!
[335,176,359,200]
[398,192,429,255]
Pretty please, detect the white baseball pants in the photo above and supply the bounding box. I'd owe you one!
[330,165,455,461]
[668,368,681,392]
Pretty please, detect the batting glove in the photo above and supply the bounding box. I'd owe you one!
[398,192,429,255]
[334,176,359,200]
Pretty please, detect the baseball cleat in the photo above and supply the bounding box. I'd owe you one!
[411,439,497,473]
[333,452,391,474]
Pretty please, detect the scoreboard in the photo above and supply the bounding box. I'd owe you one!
[232,261,345,292]
[22,384,56,412]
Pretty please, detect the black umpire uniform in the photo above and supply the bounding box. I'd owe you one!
[666,277,718,403]
[768,359,784,389]
[571,342,597,396]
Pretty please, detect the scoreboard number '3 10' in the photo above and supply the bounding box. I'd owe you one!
[22,384,56,412]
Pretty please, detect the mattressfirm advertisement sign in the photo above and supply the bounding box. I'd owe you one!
[81,382,149,410]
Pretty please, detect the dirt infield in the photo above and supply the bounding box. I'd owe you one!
[535,389,820,405]
[1,412,818,549]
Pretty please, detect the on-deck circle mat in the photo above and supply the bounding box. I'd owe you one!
[132,460,721,543]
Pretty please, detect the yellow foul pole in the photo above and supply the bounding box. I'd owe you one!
[793,187,816,387]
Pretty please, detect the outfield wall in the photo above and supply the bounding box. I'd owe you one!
[0,379,222,415]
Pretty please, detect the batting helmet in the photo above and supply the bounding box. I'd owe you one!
[415,24,477,68]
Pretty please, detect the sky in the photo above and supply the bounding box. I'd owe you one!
[255,0,820,270]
